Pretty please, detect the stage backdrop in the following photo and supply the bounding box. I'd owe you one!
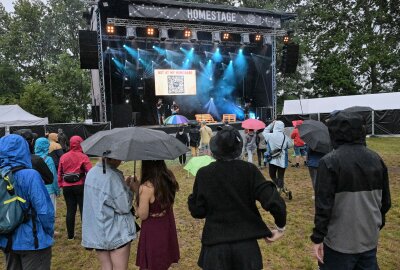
[154,69,197,96]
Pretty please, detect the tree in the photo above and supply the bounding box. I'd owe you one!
[0,62,23,98]
[46,53,91,122]
[19,81,60,122]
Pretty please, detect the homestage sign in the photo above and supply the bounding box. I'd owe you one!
[154,69,197,96]
[129,5,281,28]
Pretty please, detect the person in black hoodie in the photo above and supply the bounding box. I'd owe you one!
[188,123,200,157]
[188,126,286,270]
[14,129,53,185]
[311,111,391,270]
[176,127,189,165]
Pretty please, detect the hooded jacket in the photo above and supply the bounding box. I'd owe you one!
[34,138,60,195]
[48,133,64,169]
[311,112,391,253]
[0,135,54,251]
[262,121,293,168]
[244,132,257,151]
[58,136,92,188]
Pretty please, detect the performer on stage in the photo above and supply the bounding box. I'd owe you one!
[156,98,165,125]
[171,100,180,115]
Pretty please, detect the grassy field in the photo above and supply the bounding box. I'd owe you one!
[1,137,399,269]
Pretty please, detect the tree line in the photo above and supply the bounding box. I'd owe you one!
[0,0,399,122]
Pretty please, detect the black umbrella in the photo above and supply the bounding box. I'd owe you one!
[81,127,189,161]
[343,106,373,112]
[298,120,331,154]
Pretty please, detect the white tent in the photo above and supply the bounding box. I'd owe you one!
[0,105,48,126]
[282,92,400,115]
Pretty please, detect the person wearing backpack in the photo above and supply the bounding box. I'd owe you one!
[58,136,92,240]
[0,134,55,270]
[263,121,293,194]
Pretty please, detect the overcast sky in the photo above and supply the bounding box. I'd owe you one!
[2,0,48,12]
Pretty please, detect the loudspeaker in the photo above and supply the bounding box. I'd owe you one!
[111,104,133,128]
[79,30,99,69]
[280,43,299,74]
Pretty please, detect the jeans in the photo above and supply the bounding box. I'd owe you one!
[5,247,52,270]
[179,154,187,165]
[268,164,286,188]
[320,245,378,270]
[63,185,84,239]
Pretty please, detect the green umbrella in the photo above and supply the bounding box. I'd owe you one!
[184,155,215,177]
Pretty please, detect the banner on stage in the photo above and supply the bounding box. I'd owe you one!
[129,5,281,28]
[154,69,197,96]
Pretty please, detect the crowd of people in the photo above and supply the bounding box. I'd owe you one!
[0,110,392,270]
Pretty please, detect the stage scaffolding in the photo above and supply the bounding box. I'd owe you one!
[90,0,296,123]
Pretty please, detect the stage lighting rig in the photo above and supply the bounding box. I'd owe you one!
[263,35,272,46]
[106,23,115,35]
[184,29,191,38]
[147,27,155,36]
[255,34,262,42]
[212,31,221,43]
[222,32,230,41]
[190,30,198,42]
[159,28,169,41]
[283,35,290,44]
[240,33,250,45]
[126,26,136,39]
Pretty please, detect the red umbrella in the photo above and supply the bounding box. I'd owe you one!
[292,120,304,127]
[241,119,266,130]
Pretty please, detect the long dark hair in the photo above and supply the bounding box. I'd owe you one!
[140,160,179,209]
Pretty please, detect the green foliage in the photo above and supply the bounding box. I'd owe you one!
[46,53,91,122]
[0,62,23,98]
[19,81,59,122]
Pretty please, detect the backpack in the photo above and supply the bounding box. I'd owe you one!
[0,167,27,234]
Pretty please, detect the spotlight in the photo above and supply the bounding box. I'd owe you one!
[222,32,230,41]
[147,27,155,36]
[184,29,191,38]
[111,57,115,60]
[159,28,169,41]
[239,49,243,53]
[125,98,130,104]
[283,35,290,44]
[106,23,115,35]
[212,31,221,43]
[126,26,136,39]
[190,30,198,42]
[263,35,272,46]
[240,33,250,45]
[255,34,262,42]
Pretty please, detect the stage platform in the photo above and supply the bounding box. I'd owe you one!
[139,121,243,134]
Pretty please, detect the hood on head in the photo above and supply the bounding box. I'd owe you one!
[34,137,50,158]
[70,136,84,152]
[48,133,58,143]
[273,121,285,132]
[0,134,32,173]
[327,111,366,148]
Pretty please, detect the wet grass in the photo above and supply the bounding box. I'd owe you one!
[1,137,399,269]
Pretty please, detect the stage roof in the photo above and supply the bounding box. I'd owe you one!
[282,92,400,115]
[125,0,297,20]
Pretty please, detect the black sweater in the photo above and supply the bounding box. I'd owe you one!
[188,159,286,245]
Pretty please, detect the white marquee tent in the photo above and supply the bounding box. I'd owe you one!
[0,105,48,127]
[282,92,400,115]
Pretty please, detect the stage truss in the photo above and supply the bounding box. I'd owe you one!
[93,3,293,123]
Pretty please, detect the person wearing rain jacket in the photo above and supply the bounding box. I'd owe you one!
[48,133,64,170]
[58,136,92,240]
[262,121,293,190]
[34,138,60,220]
[0,134,54,269]
[311,112,391,269]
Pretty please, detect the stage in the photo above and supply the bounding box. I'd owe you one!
[83,0,296,128]
[143,121,243,134]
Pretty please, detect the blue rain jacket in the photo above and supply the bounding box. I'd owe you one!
[34,138,60,195]
[0,134,54,251]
